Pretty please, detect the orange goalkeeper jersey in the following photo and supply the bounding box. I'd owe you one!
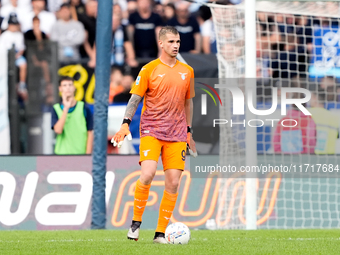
[130,58,195,142]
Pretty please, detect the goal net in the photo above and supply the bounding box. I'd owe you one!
[209,1,340,229]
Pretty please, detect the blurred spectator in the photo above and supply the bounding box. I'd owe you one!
[24,16,51,90]
[163,3,175,23]
[0,13,28,100]
[197,5,216,54]
[78,0,97,66]
[109,67,123,104]
[320,76,336,90]
[114,73,134,103]
[325,85,338,103]
[21,0,56,36]
[271,80,291,105]
[116,2,129,25]
[47,0,64,13]
[1,0,32,11]
[167,1,201,53]
[314,15,339,28]
[256,38,272,102]
[50,3,85,62]
[309,89,340,154]
[276,14,310,77]
[0,0,26,30]
[51,76,93,154]
[257,12,281,48]
[295,15,313,54]
[24,15,47,40]
[111,4,138,70]
[69,0,86,21]
[257,16,276,80]
[47,0,85,14]
[153,2,164,21]
[277,13,295,35]
[127,1,137,19]
[271,34,306,79]
[113,1,128,26]
[256,38,271,79]
[128,0,163,59]
[273,92,316,154]
[320,76,339,102]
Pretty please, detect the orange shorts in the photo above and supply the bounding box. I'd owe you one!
[139,136,187,171]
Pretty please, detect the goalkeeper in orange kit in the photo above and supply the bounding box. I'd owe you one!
[111,26,197,244]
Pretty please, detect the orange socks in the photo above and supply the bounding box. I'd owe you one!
[133,179,151,222]
[132,180,178,234]
[156,190,178,233]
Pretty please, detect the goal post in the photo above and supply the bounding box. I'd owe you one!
[208,0,340,229]
[244,0,258,230]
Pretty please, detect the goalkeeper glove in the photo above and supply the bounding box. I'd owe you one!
[187,127,197,157]
[111,123,132,148]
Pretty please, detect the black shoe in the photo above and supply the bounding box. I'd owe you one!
[127,221,141,241]
[153,232,167,244]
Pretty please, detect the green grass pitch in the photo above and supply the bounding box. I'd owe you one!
[1,229,340,254]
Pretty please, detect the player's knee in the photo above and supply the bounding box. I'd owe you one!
[167,179,180,193]
[140,173,154,185]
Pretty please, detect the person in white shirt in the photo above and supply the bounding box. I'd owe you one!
[0,0,27,30]
[198,6,216,54]
[0,13,28,100]
[20,0,56,36]
[1,0,31,11]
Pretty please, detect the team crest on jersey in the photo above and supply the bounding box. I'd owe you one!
[143,150,150,156]
[179,72,187,80]
[136,76,141,85]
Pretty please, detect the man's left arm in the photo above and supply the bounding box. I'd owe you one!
[185,68,197,156]
[185,98,193,127]
[185,98,197,157]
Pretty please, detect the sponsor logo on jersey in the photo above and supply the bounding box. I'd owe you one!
[179,72,187,80]
[136,76,141,85]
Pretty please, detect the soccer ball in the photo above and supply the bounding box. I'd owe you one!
[165,222,191,245]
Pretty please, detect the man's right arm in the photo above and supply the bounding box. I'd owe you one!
[124,94,143,120]
[111,94,142,147]
[53,107,70,134]
[112,62,148,147]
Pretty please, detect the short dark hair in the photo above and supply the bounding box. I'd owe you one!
[59,76,74,86]
[199,6,211,21]
[159,26,179,40]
